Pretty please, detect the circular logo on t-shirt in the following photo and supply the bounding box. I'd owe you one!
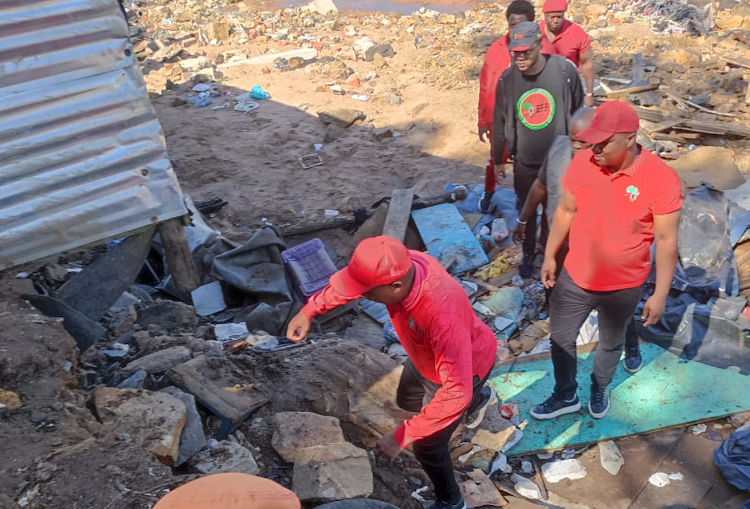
[517,88,556,130]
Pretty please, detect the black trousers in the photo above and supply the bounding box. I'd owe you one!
[396,360,491,504]
[514,162,542,257]
[550,269,643,399]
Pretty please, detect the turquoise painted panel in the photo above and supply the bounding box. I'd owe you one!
[489,344,750,455]
[411,203,489,274]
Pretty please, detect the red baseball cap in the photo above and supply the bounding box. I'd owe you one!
[577,100,641,144]
[330,236,412,298]
[542,0,568,13]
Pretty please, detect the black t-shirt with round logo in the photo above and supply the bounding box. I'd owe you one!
[492,55,584,168]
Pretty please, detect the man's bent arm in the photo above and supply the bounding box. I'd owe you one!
[652,211,680,299]
[579,49,595,101]
[545,190,576,260]
[519,180,547,223]
[300,284,357,319]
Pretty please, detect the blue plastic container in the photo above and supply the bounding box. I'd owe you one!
[282,239,337,298]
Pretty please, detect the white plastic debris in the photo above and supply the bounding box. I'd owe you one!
[511,474,542,500]
[324,209,340,217]
[690,423,707,435]
[542,459,587,483]
[521,460,534,474]
[649,472,684,487]
[411,486,429,503]
[458,445,483,463]
[599,441,625,476]
[215,323,249,342]
[352,94,370,101]
[537,452,554,460]
[193,83,212,92]
[502,429,523,453]
[489,453,508,476]
[245,333,279,350]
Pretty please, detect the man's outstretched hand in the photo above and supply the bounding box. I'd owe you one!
[286,312,312,343]
[376,432,404,462]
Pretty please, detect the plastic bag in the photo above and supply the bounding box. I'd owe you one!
[714,429,750,509]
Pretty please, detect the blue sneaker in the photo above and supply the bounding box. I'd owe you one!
[531,393,581,420]
[589,381,610,419]
[623,347,643,373]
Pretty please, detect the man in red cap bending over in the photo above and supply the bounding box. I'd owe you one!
[532,101,682,421]
[287,236,498,509]
[541,0,595,107]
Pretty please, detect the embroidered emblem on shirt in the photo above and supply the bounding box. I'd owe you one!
[517,88,556,130]
[626,185,640,202]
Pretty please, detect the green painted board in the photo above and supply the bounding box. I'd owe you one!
[489,343,750,456]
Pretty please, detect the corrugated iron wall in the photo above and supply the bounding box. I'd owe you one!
[0,0,186,269]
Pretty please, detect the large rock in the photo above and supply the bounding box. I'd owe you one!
[668,147,745,191]
[188,440,259,475]
[124,346,192,374]
[272,412,346,463]
[302,0,339,16]
[93,388,187,465]
[160,387,207,466]
[317,109,366,128]
[206,21,231,41]
[365,44,395,62]
[136,301,199,331]
[292,442,373,502]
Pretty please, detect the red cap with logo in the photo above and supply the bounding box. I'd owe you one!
[542,0,568,13]
[577,100,641,144]
[330,236,412,298]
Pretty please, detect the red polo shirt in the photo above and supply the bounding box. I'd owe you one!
[540,19,591,68]
[562,147,682,291]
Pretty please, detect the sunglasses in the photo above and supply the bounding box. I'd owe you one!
[512,41,541,59]
[592,136,615,154]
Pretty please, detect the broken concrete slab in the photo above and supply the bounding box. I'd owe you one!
[542,459,587,483]
[188,440,259,475]
[58,230,155,321]
[292,442,373,502]
[93,388,186,465]
[167,355,267,427]
[124,346,192,374]
[190,281,226,317]
[160,387,207,466]
[23,294,105,351]
[668,147,745,191]
[219,48,318,68]
[465,401,517,451]
[117,369,147,389]
[317,109,366,128]
[104,292,140,336]
[136,300,199,331]
[460,469,507,507]
[272,412,346,463]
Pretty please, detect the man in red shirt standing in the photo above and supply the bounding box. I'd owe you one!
[477,0,554,213]
[541,0,596,108]
[287,236,498,509]
[533,101,682,420]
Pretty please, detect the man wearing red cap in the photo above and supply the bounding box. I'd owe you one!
[541,0,595,107]
[532,101,682,420]
[477,0,554,213]
[493,20,584,278]
[287,236,498,509]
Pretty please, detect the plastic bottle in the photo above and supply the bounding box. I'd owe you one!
[491,218,509,241]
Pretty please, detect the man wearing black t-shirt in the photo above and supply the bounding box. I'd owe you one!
[493,21,583,278]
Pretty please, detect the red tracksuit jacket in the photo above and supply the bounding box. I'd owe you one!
[301,251,497,447]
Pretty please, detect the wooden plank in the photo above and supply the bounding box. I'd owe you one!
[167,355,268,426]
[411,203,489,274]
[278,214,356,237]
[634,107,667,123]
[158,217,201,297]
[643,118,683,134]
[382,188,414,242]
[606,83,660,99]
[722,55,750,69]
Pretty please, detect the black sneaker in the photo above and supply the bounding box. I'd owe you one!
[427,497,468,509]
[478,192,496,214]
[519,253,534,278]
[623,347,643,373]
[589,381,610,419]
[465,385,497,429]
[530,393,581,420]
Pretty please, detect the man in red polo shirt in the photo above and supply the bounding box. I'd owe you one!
[477,0,555,213]
[532,101,682,420]
[541,0,595,108]
[286,236,498,509]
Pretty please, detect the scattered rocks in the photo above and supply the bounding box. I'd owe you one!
[117,369,148,389]
[136,301,199,331]
[188,440,259,475]
[292,442,373,502]
[365,44,395,62]
[0,388,22,410]
[317,109,366,128]
[124,346,192,374]
[93,388,187,465]
[668,146,745,191]
[30,411,48,424]
[272,412,346,463]
[206,21,231,42]
[302,0,339,16]
[159,387,207,466]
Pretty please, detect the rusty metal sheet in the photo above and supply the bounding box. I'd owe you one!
[0,0,185,269]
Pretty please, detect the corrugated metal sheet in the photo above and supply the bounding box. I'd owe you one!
[0,0,186,269]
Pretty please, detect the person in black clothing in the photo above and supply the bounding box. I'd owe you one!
[492,21,583,278]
